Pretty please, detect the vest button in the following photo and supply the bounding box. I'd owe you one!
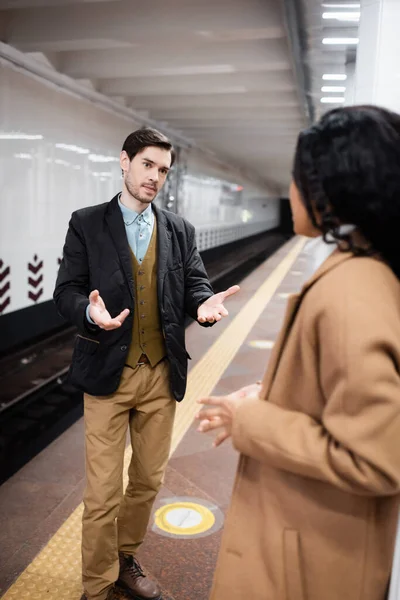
[140,285,145,290]
[140,300,145,305]
[141,330,145,334]
[142,343,147,348]
[140,314,146,319]
[120,345,127,351]
[138,270,144,275]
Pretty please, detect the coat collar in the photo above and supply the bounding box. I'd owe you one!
[105,194,134,301]
[300,246,354,296]
[260,246,355,400]
[151,203,172,272]
[152,203,172,300]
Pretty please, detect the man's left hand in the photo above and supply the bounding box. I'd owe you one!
[197,285,240,324]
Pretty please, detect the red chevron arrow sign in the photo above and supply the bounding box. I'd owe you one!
[0,281,10,298]
[28,274,43,288]
[27,255,44,303]
[0,297,10,313]
[28,261,43,275]
[0,266,10,283]
[28,289,43,302]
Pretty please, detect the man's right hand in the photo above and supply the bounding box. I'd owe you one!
[88,289,130,330]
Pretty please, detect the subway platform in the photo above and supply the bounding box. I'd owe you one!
[0,235,313,600]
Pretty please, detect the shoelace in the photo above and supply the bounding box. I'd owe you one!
[127,557,145,580]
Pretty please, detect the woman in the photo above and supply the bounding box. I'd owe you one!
[196,105,400,600]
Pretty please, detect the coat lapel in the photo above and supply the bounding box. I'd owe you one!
[152,204,171,301]
[260,292,302,400]
[260,248,355,400]
[105,194,134,302]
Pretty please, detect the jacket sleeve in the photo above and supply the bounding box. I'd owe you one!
[232,272,400,497]
[183,223,214,323]
[53,212,99,336]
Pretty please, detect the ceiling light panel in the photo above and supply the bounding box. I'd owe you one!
[322,38,359,44]
[323,74,347,80]
[322,12,360,21]
[321,97,345,103]
[322,3,360,7]
[321,86,346,92]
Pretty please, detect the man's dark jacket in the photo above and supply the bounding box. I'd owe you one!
[54,194,213,401]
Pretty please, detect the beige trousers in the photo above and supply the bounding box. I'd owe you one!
[82,359,176,600]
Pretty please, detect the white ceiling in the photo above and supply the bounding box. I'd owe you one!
[0,0,360,194]
[300,0,360,120]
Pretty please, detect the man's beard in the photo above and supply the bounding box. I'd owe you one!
[125,178,156,204]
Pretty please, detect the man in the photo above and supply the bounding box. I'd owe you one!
[54,127,239,600]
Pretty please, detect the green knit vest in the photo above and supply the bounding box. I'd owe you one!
[125,219,167,368]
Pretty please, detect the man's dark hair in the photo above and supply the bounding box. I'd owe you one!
[292,104,400,278]
[122,127,176,166]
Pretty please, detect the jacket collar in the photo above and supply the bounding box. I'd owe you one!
[105,194,134,301]
[152,203,172,300]
[260,245,355,400]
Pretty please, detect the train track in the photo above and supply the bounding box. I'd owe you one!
[0,230,288,484]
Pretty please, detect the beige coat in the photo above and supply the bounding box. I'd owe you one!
[210,250,400,600]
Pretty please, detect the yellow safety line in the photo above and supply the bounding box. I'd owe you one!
[1,237,305,600]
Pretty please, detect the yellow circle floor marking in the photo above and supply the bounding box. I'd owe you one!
[154,501,215,536]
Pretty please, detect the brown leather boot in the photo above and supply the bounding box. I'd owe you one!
[80,586,127,600]
[117,553,162,600]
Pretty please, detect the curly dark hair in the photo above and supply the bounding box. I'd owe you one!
[292,105,400,277]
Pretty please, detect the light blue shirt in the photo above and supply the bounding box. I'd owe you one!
[117,197,154,262]
[86,197,155,324]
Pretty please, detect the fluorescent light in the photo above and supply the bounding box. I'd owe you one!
[322,38,359,45]
[323,74,347,80]
[0,133,43,140]
[321,97,345,103]
[55,143,90,154]
[322,11,360,21]
[88,154,119,163]
[322,3,360,7]
[322,86,346,92]
[14,153,33,159]
[152,64,236,76]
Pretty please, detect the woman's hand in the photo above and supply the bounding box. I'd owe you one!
[196,382,261,447]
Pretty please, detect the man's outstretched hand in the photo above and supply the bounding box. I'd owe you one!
[88,289,130,330]
[197,285,240,324]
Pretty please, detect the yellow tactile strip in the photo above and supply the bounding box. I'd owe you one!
[1,236,305,600]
